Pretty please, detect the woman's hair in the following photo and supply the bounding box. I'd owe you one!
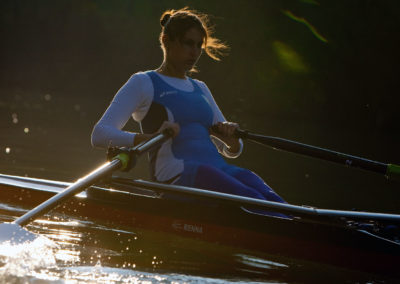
[159,7,228,62]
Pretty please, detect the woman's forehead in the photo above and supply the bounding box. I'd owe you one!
[182,27,205,41]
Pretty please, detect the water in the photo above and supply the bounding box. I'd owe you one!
[0,209,287,283]
[1,202,396,284]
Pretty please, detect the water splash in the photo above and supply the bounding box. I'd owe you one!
[0,236,58,277]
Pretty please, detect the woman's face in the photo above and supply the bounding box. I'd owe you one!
[166,27,204,73]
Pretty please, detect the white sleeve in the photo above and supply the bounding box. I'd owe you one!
[91,72,153,148]
[196,80,243,158]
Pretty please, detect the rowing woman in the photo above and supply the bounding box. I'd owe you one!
[91,7,286,204]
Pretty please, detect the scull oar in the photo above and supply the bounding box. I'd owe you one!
[127,179,400,226]
[0,130,173,244]
[234,128,400,180]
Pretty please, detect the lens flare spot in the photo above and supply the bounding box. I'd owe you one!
[5,147,11,154]
[12,113,18,124]
[273,41,309,73]
[44,94,52,101]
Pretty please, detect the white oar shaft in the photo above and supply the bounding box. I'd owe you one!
[132,180,400,223]
[14,159,121,226]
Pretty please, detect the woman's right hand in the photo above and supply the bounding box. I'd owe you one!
[157,121,180,138]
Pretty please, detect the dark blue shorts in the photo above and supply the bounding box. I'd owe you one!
[175,162,286,204]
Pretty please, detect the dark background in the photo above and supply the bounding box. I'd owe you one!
[1,0,399,212]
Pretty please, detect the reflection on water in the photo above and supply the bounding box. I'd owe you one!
[0,207,282,283]
[1,202,398,283]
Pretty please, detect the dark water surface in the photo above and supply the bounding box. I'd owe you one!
[0,198,397,284]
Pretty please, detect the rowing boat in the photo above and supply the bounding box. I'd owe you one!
[1,130,399,276]
[1,173,399,276]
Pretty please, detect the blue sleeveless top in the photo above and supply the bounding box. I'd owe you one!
[141,71,227,184]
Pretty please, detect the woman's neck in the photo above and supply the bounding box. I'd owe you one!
[156,62,186,79]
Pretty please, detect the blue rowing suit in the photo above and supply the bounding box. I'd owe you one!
[141,71,286,204]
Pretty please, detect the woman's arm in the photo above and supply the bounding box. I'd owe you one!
[91,73,152,148]
[196,80,243,158]
[91,73,180,148]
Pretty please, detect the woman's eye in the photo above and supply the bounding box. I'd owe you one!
[182,40,202,48]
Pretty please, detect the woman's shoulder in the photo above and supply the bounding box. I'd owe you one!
[129,70,153,82]
[191,77,212,96]
[123,71,154,91]
[115,71,154,102]
[191,77,206,86]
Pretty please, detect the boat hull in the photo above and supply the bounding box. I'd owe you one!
[0,174,399,276]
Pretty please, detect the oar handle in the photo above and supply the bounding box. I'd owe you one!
[107,128,174,171]
[234,128,399,180]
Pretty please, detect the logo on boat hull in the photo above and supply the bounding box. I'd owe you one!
[172,221,203,234]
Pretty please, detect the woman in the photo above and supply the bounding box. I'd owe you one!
[92,8,286,204]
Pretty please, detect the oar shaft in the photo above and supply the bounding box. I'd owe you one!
[236,129,391,176]
[131,179,400,223]
[15,159,122,226]
[14,130,174,227]
[135,132,170,154]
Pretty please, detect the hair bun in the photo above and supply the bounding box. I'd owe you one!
[160,13,171,27]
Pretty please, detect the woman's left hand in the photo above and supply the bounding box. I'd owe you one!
[210,121,239,138]
[209,121,241,153]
